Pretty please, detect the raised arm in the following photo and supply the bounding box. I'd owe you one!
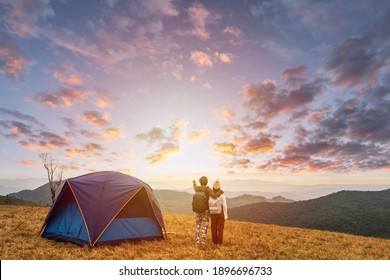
[192,180,198,191]
[207,187,223,198]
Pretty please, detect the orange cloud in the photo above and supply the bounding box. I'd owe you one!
[145,142,180,165]
[99,128,122,141]
[65,143,103,159]
[222,158,252,169]
[188,128,210,142]
[33,87,88,108]
[95,88,117,109]
[80,111,110,127]
[190,51,213,68]
[52,62,84,85]
[243,135,276,154]
[20,160,39,167]
[215,52,233,63]
[19,132,69,152]
[213,142,239,157]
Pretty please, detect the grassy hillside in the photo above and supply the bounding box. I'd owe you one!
[229,189,390,238]
[1,205,390,260]
[0,195,39,206]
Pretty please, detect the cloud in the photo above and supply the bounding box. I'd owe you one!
[32,86,88,108]
[190,51,213,68]
[0,0,55,38]
[215,52,233,63]
[255,89,390,173]
[187,2,211,40]
[170,119,188,141]
[242,134,276,154]
[0,116,69,151]
[0,107,68,152]
[188,128,210,142]
[212,106,240,135]
[136,127,166,146]
[19,131,69,151]
[325,37,383,88]
[142,0,179,16]
[137,119,187,164]
[99,128,122,141]
[223,26,243,46]
[144,142,180,165]
[20,160,39,167]
[94,88,117,108]
[80,111,110,127]
[324,6,390,89]
[52,62,83,85]
[242,77,324,121]
[213,142,240,157]
[0,107,45,128]
[202,82,212,90]
[0,29,28,81]
[9,121,32,135]
[65,143,103,159]
[222,158,253,169]
[161,61,183,80]
[282,65,307,86]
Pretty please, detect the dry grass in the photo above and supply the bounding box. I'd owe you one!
[1,205,390,260]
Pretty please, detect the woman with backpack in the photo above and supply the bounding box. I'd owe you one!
[192,176,223,246]
[209,180,228,247]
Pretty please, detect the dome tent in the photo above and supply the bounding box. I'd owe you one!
[40,171,166,246]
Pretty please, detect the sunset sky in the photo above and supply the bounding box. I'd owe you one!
[1,0,389,191]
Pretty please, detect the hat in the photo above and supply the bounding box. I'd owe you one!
[213,180,221,190]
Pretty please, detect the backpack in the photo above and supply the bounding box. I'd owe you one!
[192,186,208,213]
[208,196,222,214]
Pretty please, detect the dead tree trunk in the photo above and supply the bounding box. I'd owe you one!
[40,153,63,205]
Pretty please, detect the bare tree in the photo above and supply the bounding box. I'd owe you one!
[40,153,63,205]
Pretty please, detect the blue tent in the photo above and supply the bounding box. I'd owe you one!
[40,171,166,246]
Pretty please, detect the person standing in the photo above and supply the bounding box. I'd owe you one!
[209,180,228,246]
[192,176,223,245]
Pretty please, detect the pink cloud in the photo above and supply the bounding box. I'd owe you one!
[142,0,179,16]
[52,62,84,85]
[32,87,88,108]
[0,0,55,38]
[188,2,211,40]
[223,26,243,46]
[80,111,110,127]
[65,143,103,159]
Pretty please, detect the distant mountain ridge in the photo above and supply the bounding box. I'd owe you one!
[229,189,390,239]
[8,183,293,214]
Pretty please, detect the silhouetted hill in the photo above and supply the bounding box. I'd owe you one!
[0,195,39,206]
[229,189,390,238]
[8,182,63,206]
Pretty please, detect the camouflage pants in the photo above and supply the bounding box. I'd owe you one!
[195,211,210,244]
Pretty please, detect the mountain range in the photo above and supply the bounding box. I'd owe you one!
[6,181,390,238]
[2,177,388,200]
[7,184,293,214]
[229,189,390,239]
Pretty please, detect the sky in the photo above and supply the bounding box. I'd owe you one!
[0,0,390,193]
